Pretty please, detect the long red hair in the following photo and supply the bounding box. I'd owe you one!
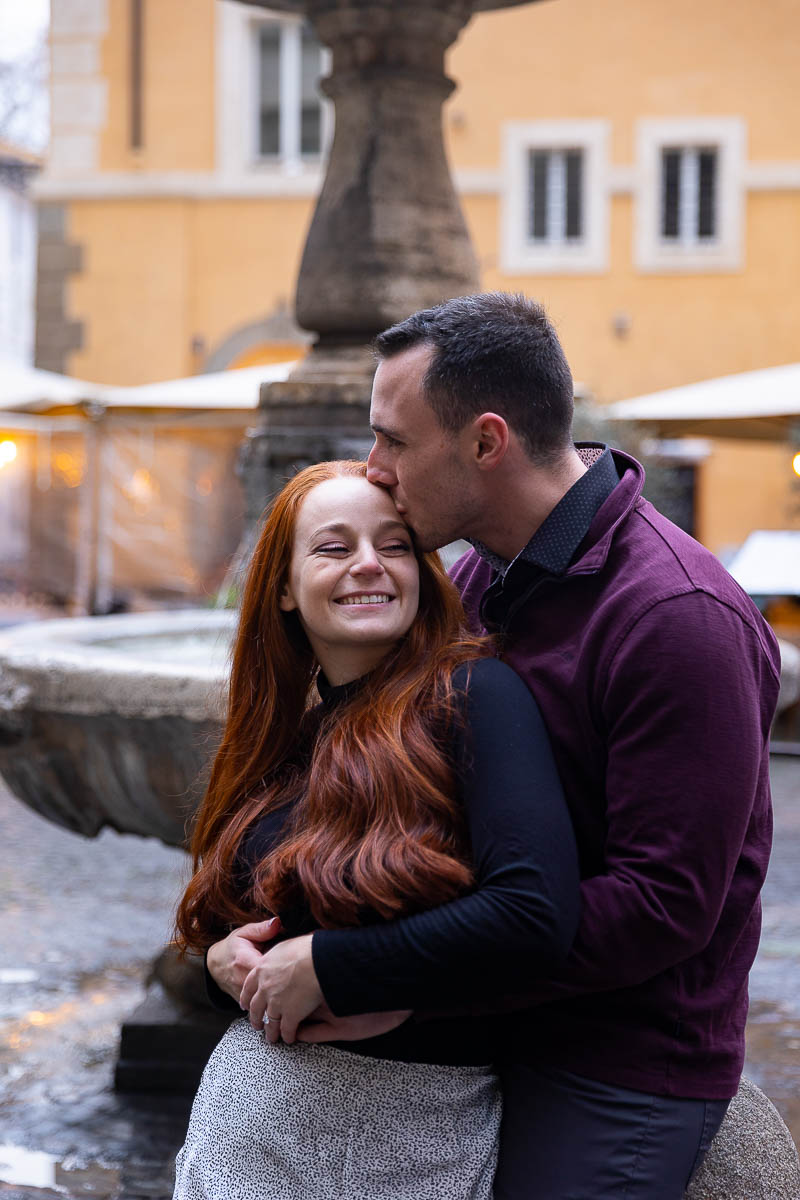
[175,460,489,951]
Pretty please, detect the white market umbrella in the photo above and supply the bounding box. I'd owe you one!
[0,360,106,411]
[0,361,299,414]
[101,362,298,410]
[606,363,800,441]
[726,530,800,598]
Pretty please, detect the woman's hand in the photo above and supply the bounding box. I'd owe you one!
[206,917,282,1002]
[239,932,322,1045]
[297,1004,412,1044]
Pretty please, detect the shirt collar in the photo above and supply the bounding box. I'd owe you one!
[469,444,619,578]
[316,670,369,707]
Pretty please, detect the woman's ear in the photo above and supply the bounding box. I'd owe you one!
[278,583,297,612]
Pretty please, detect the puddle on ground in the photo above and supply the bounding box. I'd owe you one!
[744,1000,800,1143]
[0,1145,120,1197]
[0,966,190,1200]
[0,973,38,987]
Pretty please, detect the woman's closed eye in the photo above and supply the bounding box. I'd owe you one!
[314,540,411,555]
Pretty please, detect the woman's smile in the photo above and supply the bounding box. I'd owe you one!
[334,593,395,606]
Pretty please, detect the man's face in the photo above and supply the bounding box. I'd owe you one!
[366,343,481,552]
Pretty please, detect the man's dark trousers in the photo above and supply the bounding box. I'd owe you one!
[493,1062,729,1199]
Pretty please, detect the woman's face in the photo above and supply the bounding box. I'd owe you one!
[279,475,421,684]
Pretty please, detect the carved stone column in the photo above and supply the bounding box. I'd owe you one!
[236,0,488,511]
[295,0,479,357]
[238,378,374,526]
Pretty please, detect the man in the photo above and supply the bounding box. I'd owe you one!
[307,293,781,1197]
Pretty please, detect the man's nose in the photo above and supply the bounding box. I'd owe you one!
[366,443,397,488]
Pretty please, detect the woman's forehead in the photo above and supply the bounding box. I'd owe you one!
[295,475,405,536]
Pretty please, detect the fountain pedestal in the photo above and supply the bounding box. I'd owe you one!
[292,1,480,342]
[115,952,233,1095]
[239,376,375,527]
[238,0,491,511]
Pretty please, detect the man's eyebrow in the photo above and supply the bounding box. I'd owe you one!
[376,517,410,533]
[370,420,403,440]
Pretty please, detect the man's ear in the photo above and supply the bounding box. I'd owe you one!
[470,413,509,470]
[278,583,297,612]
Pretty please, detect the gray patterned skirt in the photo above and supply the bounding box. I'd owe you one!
[173,1018,500,1199]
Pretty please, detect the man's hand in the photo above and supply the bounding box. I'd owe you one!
[297,1004,412,1044]
[239,933,323,1045]
[206,917,282,1002]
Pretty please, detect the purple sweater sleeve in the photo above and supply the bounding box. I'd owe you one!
[511,590,778,1007]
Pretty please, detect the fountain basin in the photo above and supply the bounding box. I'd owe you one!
[0,611,233,848]
[1,608,796,852]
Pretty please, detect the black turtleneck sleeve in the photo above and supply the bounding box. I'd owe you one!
[310,656,580,1014]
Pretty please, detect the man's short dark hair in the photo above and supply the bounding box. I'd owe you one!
[374,292,575,464]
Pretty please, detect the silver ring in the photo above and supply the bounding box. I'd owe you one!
[263,1016,271,1026]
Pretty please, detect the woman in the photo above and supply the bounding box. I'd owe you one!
[173,460,579,1199]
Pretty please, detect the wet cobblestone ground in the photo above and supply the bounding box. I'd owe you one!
[0,785,190,1199]
[744,756,800,1139]
[1,758,799,1198]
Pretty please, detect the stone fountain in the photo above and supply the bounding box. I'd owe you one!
[1,0,799,1189]
[1,0,545,849]
[0,0,548,1098]
[236,0,541,517]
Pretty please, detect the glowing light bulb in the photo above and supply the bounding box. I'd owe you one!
[793,452,800,478]
[0,439,18,467]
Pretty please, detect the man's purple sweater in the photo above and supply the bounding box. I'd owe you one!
[451,450,781,1098]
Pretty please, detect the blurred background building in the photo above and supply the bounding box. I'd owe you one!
[0,0,798,612]
[0,142,39,366]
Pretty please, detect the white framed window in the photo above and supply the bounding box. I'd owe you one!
[501,120,610,274]
[255,19,327,162]
[217,4,332,179]
[635,118,745,272]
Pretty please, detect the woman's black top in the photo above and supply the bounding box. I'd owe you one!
[207,656,579,1066]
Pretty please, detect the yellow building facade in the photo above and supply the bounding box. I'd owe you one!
[35,0,800,554]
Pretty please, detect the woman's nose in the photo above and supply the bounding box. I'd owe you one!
[350,544,384,575]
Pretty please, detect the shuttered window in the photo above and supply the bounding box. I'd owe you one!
[258,21,325,161]
[660,147,718,243]
[528,149,584,243]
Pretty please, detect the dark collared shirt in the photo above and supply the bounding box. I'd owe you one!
[469,443,619,578]
[469,444,619,636]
